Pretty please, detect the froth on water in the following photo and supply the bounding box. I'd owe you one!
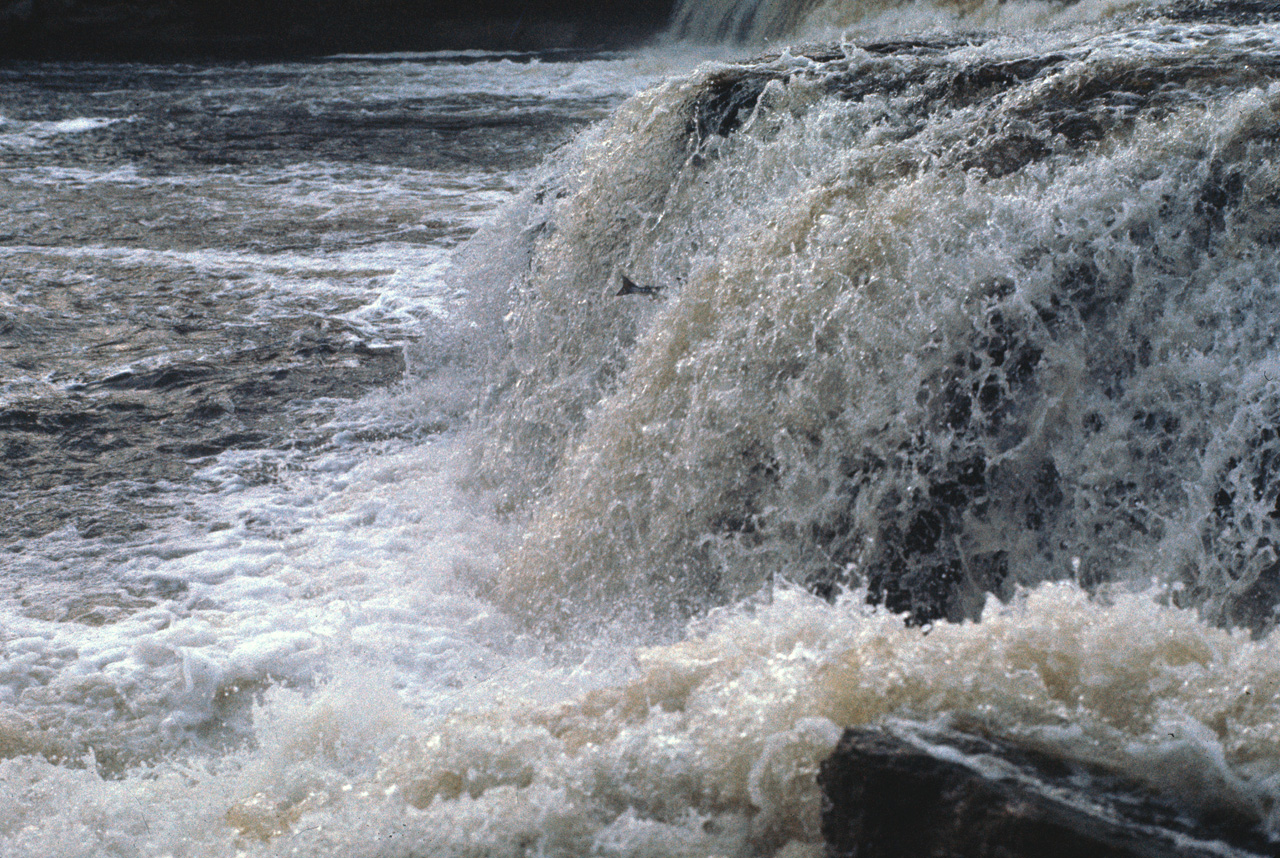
[668,0,1148,44]
[5,584,1280,856]
[474,24,1280,638]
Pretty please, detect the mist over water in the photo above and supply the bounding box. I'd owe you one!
[669,0,1146,43]
[5,1,1280,856]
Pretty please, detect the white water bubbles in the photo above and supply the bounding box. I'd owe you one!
[0,405,513,767]
[0,114,124,151]
[471,23,1280,636]
[669,0,1153,45]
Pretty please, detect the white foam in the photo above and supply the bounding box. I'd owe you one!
[248,48,729,108]
[669,0,1154,44]
[5,581,1280,858]
[0,115,122,149]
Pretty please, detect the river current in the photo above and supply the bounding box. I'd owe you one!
[5,1,1280,856]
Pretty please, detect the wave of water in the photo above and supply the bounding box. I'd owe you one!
[5,4,1280,857]
[475,20,1280,632]
[0,115,123,150]
[669,0,1152,43]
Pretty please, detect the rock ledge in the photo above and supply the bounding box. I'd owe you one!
[819,722,1273,858]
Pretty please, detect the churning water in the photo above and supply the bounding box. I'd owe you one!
[5,1,1280,855]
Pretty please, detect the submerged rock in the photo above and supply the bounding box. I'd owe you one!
[819,723,1273,858]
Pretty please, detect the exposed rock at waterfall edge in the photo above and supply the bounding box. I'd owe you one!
[819,722,1274,858]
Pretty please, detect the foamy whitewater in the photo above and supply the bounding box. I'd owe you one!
[4,1,1280,855]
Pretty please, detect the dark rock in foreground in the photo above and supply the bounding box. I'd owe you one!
[819,722,1272,858]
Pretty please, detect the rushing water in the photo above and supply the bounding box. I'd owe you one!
[5,1,1280,856]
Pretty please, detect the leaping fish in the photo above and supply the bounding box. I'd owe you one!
[616,274,662,297]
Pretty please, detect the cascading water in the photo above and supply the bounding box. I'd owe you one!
[5,1,1280,856]
[668,0,1149,43]
[669,0,825,41]
[468,20,1280,636]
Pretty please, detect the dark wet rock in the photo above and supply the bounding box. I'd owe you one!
[0,0,676,59]
[691,70,780,141]
[819,723,1274,858]
[961,133,1052,178]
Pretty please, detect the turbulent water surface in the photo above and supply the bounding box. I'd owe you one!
[6,1,1280,855]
